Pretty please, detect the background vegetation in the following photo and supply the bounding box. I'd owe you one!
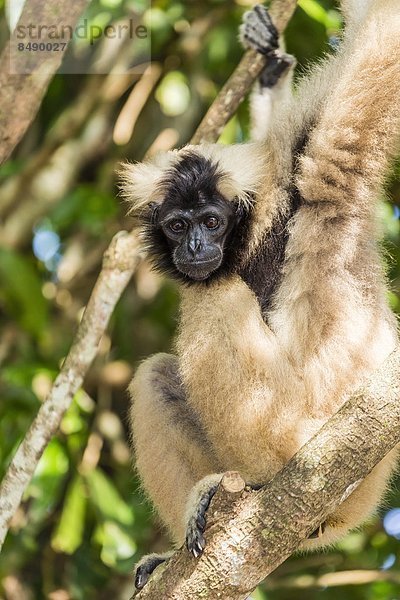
[0,0,399,598]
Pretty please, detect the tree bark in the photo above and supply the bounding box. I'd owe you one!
[131,348,400,599]
[0,0,90,164]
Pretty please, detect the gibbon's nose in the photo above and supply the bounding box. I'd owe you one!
[188,238,202,255]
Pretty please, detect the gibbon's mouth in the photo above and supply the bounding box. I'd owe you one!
[175,257,222,281]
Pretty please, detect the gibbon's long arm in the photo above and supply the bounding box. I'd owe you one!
[239,5,294,142]
[298,3,400,205]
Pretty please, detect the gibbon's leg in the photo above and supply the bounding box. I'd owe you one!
[303,447,399,549]
[239,4,294,141]
[129,353,219,588]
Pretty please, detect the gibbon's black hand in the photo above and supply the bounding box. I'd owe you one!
[240,4,295,88]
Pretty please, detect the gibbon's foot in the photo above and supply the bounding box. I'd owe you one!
[239,5,279,55]
[186,482,219,558]
[308,521,327,539]
[134,551,173,590]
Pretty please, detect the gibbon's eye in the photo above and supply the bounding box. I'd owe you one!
[169,219,186,233]
[204,216,219,230]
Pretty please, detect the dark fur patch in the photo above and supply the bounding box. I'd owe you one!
[150,356,212,450]
[238,211,292,314]
[160,152,222,206]
[238,129,310,314]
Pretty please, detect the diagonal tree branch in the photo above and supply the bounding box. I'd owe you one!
[0,0,91,165]
[131,347,400,600]
[0,0,298,551]
[191,0,298,143]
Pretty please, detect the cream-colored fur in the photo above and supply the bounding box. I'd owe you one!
[119,142,265,212]
[128,0,400,557]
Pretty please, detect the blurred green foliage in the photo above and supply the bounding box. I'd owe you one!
[0,0,399,599]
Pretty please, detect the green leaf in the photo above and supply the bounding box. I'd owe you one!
[61,399,85,435]
[298,0,341,30]
[251,588,269,600]
[85,468,134,525]
[27,439,69,523]
[388,291,399,312]
[0,248,48,337]
[50,184,118,235]
[382,201,400,239]
[51,474,87,554]
[93,521,136,566]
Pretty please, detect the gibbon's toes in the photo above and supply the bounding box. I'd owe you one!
[239,5,279,55]
[134,553,170,590]
[185,483,218,558]
[308,521,326,539]
[134,565,149,591]
[186,526,206,559]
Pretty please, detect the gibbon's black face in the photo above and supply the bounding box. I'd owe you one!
[143,152,251,283]
[157,196,237,281]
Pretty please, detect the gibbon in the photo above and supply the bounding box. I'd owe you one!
[121,0,400,590]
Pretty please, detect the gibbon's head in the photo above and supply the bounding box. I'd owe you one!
[120,143,263,283]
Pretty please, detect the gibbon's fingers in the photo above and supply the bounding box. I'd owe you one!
[239,4,278,55]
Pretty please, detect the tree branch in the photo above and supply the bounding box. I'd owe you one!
[191,0,298,144]
[0,0,90,165]
[0,0,297,550]
[266,568,400,590]
[131,347,400,600]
